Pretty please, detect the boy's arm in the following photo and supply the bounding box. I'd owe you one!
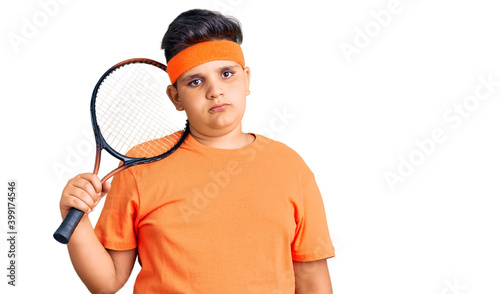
[293,259,333,294]
[60,173,136,294]
[67,215,136,294]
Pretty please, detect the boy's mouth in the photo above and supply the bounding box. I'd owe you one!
[209,103,230,112]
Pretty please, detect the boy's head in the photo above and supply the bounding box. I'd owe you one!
[162,9,251,139]
[161,9,243,65]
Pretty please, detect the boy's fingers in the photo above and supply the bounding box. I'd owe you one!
[102,182,112,194]
[72,187,96,210]
[69,196,93,214]
[93,182,111,210]
[60,173,111,217]
[77,173,103,194]
[60,173,104,219]
[60,192,93,218]
[70,175,102,203]
[69,182,97,207]
[62,174,101,210]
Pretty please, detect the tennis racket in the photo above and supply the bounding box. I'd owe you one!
[54,58,189,244]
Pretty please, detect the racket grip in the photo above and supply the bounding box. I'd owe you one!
[53,208,85,244]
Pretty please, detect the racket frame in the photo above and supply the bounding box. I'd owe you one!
[54,58,189,244]
[90,58,189,182]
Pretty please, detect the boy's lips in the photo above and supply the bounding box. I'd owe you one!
[209,103,230,112]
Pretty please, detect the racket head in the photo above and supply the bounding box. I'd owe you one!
[90,58,189,178]
[54,58,189,245]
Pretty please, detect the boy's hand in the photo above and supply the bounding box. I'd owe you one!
[60,173,111,219]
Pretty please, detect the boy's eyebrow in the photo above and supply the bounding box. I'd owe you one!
[180,65,240,83]
[219,65,239,71]
[181,73,203,83]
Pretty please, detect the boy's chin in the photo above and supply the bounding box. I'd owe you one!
[200,120,242,136]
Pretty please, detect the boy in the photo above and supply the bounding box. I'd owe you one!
[59,8,335,293]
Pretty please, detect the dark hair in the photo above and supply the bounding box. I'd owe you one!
[161,9,243,63]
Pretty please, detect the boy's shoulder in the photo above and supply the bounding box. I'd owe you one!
[256,134,294,151]
[253,134,308,166]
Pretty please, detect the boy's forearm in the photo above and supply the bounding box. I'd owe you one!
[293,259,333,294]
[295,279,333,294]
[295,285,333,294]
[66,215,121,293]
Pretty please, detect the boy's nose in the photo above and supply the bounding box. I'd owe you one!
[206,79,224,99]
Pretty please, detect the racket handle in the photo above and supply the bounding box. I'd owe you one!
[53,208,85,244]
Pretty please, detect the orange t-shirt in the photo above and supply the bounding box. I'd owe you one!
[94,133,335,293]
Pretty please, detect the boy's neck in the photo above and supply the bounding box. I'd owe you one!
[189,125,255,150]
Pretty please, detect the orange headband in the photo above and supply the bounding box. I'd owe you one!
[166,40,245,84]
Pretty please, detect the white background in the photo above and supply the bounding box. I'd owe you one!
[1,0,499,293]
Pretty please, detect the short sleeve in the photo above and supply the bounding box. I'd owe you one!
[291,169,335,262]
[94,169,139,250]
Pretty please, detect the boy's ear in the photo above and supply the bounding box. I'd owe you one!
[166,85,184,111]
[243,66,251,95]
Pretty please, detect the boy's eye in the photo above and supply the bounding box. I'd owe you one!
[222,71,234,78]
[188,79,202,86]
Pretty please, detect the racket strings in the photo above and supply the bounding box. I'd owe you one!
[119,68,183,147]
[98,85,180,155]
[95,63,186,158]
[106,68,156,152]
[97,89,180,157]
[99,66,182,134]
[100,68,184,136]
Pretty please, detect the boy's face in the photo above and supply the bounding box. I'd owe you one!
[167,60,251,137]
